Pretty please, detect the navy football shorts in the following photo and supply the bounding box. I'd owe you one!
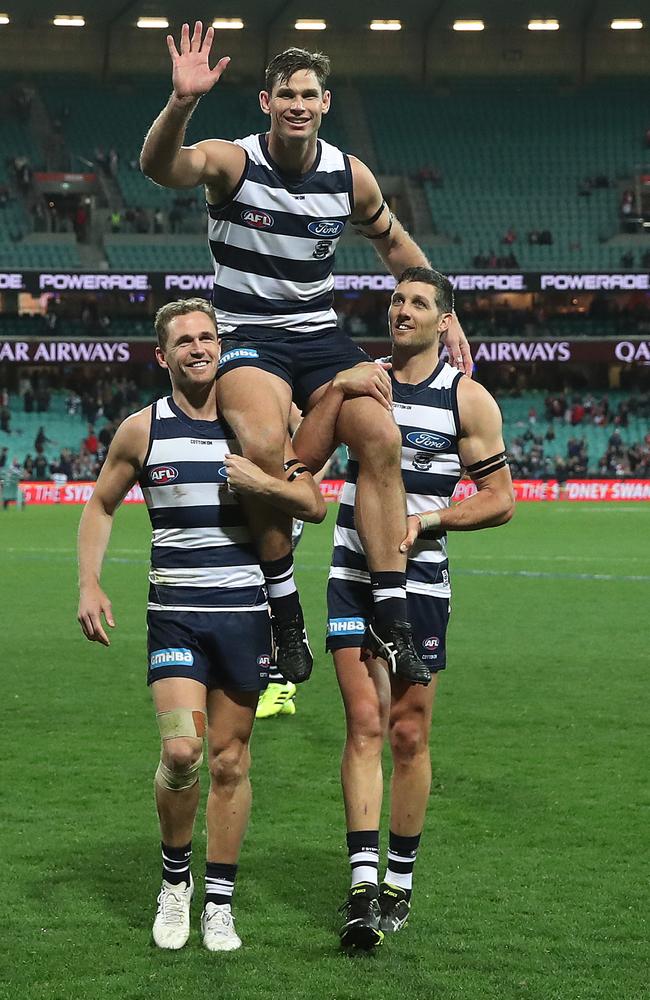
[147,609,271,691]
[326,576,451,673]
[216,326,370,411]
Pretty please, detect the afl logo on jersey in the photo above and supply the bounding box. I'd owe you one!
[423,636,439,650]
[407,431,452,452]
[308,220,344,238]
[241,209,273,229]
[150,466,178,484]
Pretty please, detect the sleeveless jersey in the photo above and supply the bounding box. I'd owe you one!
[330,361,463,599]
[140,396,266,613]
[208,133,353,335]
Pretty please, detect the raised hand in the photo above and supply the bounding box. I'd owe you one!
[167,21,230,101]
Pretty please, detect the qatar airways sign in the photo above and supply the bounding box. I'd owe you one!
[0,341,131,362]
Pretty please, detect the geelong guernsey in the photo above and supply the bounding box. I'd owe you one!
[140,396,266,613]
[208,133,354,336]
[330,361,463,599]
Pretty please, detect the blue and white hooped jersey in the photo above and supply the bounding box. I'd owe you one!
[140,396,266,613]
[330,361,463,599]
[208,133,353,336]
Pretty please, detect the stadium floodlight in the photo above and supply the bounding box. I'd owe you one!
[212,18,244,29]
[370,19,402,31]
[452,19,485,31]
[0,14,9,24]
[52,15,85,26]
[294,19,327,30]
[136,16,170,29]
[610,18,643,30]
[528,18,559,31]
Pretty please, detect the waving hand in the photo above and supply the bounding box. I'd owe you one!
[167,21,231,101]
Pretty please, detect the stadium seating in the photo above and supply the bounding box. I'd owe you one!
[361,77,650,271]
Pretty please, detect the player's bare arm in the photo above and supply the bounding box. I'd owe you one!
[77,409,150,646]
[140,20,244,201]
[349,156,473,375]
[224,439,327,523]
[292,362,393,472]
[400,379,515,552]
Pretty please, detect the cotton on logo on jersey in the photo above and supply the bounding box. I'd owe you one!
[327,617,365,636]
[308,220,344,238]
[150,647,194,669]
[406,431,452,452]
[241,210,273,229]
[150,466,178,484]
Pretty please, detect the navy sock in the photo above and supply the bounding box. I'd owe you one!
[347,830,380,889]
[161,840,192,887]
[385,831,421,900]
[204,861,238,908]
[370,571,407,631]
[260,553,300,622]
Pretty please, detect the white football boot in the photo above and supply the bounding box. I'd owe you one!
[201,903,242,951]
[152,875,193,949]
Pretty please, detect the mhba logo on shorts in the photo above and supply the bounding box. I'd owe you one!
[219,347,260,367]
[308,219,345,238]
[150,647,195,669]
[422,636,439,650]
[241,209,273,229]
[150,465,178,484]
[406,431,452,452]
[327,616,366,635]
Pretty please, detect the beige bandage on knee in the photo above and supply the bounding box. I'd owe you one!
[156,708,207,741]
[154,708,207,791]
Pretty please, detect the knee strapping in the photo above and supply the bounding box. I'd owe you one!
[154,707,207,791]
[155,754,203,791]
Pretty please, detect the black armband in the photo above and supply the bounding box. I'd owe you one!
[358,213,395,241]
[353,200,386,227]
[466,452,508,481]
[284,458,309,482]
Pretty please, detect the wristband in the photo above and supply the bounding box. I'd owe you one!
[417,510,441,532]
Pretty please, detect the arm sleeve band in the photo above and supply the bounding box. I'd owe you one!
[466,452,508,480]
[358,213,395,241]
[352,200,386,227]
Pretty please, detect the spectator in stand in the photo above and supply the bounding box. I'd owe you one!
[570,401,585,425]
[528,230,540,245]
[83,426,99,456]
[74,203,88,243]
[620,250,634,269]
[110,210,121,234]
[620,190,634,217]
[34,454,49,479]
[502,226,517,245]
[0,406,11,433]
[0,446,7,469]
[98,422,115,451]
[34,426,54,454]
[36,387,51,413]
[528,406,537,425]
[154,208,165,234]
[23,455,34,478]
[109,148,119,177]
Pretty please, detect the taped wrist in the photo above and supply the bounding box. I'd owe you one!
[417,510,442,533]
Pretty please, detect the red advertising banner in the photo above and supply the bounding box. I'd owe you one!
[16,479,650,505]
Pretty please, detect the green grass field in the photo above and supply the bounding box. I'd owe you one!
[2,502,649,1000]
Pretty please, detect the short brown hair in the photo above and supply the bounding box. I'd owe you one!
[397,267,455,315]
[154,298,218,350]
[265,48,331,93]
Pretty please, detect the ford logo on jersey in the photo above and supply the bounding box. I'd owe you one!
[217,465,228,479]
[423,636,440,650]
[150,465,178,484]
[241,209,273,229]
[406,431,452,452]
[308,220,344,238]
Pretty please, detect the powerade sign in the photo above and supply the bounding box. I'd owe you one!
[3,271,650,295]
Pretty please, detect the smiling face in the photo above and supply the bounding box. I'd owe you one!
[155,311,220,388]
[260,69,330,142]
[389,281,452,353]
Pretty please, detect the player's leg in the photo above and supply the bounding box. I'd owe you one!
[332,395,430,686]
[150,675,207,950]
[379,594,448,934]
[200,687,257,952]
[217,364,312,684]
[200,607,270,951]
[333,646,390,949]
